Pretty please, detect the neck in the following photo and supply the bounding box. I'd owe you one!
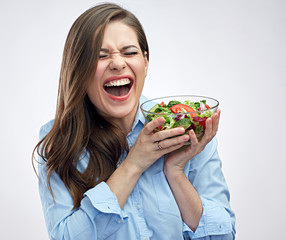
[113,118,133,135]
[107,104,138,135]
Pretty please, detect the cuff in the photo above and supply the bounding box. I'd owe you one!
[80,182,128,239]
[83,182,126,219]
[183,198,232,239]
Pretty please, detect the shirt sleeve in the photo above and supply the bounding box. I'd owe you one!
[182,137,236,239]
[37,123,127,240]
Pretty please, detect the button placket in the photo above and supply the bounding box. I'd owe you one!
[131,184,152,239]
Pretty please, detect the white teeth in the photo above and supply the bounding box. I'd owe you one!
[104,78,131,87]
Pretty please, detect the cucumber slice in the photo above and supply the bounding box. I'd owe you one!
[173,118,192,129]
[149,104,160,113]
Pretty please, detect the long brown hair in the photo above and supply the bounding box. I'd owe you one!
[33,3,149,209]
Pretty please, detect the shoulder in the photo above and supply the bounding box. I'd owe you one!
[39,119,54,140]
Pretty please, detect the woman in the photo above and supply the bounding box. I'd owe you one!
[34,3,235,240]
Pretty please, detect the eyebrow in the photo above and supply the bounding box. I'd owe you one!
[100,45,139,52]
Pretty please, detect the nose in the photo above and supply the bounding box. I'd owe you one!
[109,52,126,72]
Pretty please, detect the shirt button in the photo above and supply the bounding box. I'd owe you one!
[142,238,149,240]
[117,218,123,223]
[136,204,141,209]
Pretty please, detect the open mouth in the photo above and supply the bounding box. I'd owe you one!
[104,78,133,97]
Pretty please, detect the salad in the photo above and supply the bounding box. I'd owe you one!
[145,99,214,140]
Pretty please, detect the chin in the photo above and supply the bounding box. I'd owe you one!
[110,101,138,119]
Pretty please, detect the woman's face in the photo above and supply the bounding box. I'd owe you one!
[87,21,148,128]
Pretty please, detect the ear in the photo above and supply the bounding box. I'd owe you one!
[144,51,149,76]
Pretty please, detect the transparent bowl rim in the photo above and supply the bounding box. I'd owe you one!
[140,95,219,115]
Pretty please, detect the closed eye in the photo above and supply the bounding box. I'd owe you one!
[99,54,109,59]
[98,45,140,59]
[123,51,138,56]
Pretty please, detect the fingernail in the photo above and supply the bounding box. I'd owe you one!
[158,117,165,122]
[183,135,189,141]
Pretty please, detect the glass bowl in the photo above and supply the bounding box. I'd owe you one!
[140,95,219,144]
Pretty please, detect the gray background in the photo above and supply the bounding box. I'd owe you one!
[0,0,285,239]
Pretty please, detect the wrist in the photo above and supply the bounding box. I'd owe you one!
[121,157,144,178]
[106,159,142,209]
[164,163,185,182]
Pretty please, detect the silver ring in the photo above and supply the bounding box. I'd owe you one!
[157,141,163,150]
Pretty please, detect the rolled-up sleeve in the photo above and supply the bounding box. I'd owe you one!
[183,137,236,239]
[38,122,127,240]
[39,175,127,240]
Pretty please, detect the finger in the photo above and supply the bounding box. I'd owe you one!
[157,142,185,156]
[174,130,198,156]
[189,129,198,148]
[155,134,189,151]
[152,127,186,142]
[199,117,213,145]
[199,109,220,146]
[211,109,221,135]
[142,117,165,135]
[205,117,213,135]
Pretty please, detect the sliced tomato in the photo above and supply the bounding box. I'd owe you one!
[170,104,196,118]
[205,104,210,109]
[160,101,165,107]
[170,104,194,113]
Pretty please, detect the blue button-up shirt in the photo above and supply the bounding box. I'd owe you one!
[38,96,235,240]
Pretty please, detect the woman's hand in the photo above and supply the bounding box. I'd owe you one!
[164,110,221,176]
[108,116,190,209]
[126,116,189,174]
